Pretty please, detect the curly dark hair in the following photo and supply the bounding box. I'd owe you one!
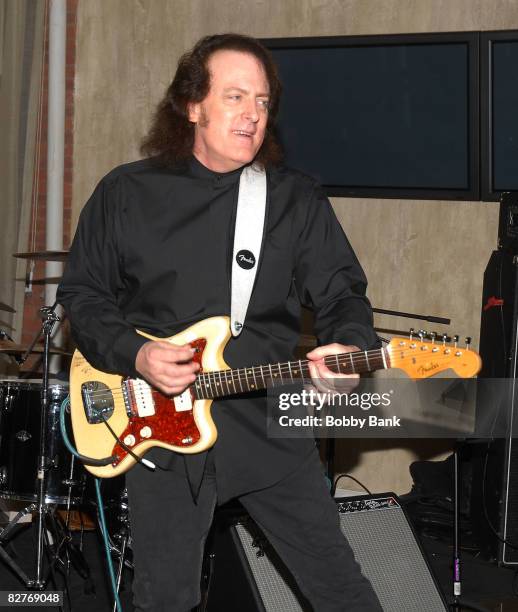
[140,33,283,168]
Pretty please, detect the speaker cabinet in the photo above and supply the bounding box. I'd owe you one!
[204,494,447,611]
[472,248,518,565]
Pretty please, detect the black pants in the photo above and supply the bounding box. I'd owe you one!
[126,448,382,612]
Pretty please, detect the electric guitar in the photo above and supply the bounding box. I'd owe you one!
[69,316,481,477]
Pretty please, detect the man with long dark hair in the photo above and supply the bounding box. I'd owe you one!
[58,33,382,611]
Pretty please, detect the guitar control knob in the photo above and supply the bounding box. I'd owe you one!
[123,434,136,447]
[140,426,152,439]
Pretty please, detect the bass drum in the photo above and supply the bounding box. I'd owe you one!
[0,379,90,504]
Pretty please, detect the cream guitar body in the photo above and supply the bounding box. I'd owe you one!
[70,317,230,477]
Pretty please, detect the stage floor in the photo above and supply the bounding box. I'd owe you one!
[1,504,517,611]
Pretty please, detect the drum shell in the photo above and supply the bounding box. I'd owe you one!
[0,380,89,504]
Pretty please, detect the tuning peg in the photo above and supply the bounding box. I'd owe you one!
[409,328,415,340]
[430,331,437,344]
[465,336,472,350]
[418,329,426,341]
[442,333,448,345]
[453,334,459,348]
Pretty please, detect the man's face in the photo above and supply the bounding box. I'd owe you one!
[189,50,270,172]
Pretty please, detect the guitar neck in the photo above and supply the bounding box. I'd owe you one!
[193,347,389,400]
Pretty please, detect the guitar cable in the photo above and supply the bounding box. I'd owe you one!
[59,396,123,612]
[99,415,157,471]
[99,414,180,473]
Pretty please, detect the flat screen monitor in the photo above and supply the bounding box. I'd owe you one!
[481,30,518,200]
[262,33,479,200]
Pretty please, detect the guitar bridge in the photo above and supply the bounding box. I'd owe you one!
[81,381,114,424]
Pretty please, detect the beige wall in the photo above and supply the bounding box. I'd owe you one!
[73,0,518,493]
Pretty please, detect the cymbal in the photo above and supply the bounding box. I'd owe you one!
[0,339,71,356]
[0,301,15,313]
[14,250,69,262]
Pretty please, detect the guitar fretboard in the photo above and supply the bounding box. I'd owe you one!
[192,347,389,400]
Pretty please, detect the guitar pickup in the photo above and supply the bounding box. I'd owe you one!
[81,381,115,424]
[123,378,155,418]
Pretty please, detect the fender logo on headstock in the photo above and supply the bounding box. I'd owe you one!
[417,362,440,375]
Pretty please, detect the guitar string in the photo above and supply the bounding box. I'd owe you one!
[81,347,473,400]
[81,349,388,399]
[81,346,474,400]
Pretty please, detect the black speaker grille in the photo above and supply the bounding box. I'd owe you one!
[338,501,447,612]
[230,496,447,612]
[235,523,306,611]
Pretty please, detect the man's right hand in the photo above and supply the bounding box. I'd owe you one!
[135,341,200,396]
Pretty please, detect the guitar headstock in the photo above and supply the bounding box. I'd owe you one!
[387,331,482,379]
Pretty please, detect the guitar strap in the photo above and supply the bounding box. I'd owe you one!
[230,162,267,337]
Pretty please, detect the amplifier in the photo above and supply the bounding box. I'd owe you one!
[204,494,447,611]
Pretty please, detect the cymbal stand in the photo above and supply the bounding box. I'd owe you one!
[34,304,60,587]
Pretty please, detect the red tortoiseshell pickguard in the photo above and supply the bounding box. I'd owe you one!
[111,338,207,465]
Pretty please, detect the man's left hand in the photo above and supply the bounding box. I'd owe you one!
[306,343,360,394]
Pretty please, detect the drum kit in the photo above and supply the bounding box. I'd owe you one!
[0,250,131,598]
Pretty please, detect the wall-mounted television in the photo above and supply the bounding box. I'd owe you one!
[262,33,480,201]
[481,30,518,201]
